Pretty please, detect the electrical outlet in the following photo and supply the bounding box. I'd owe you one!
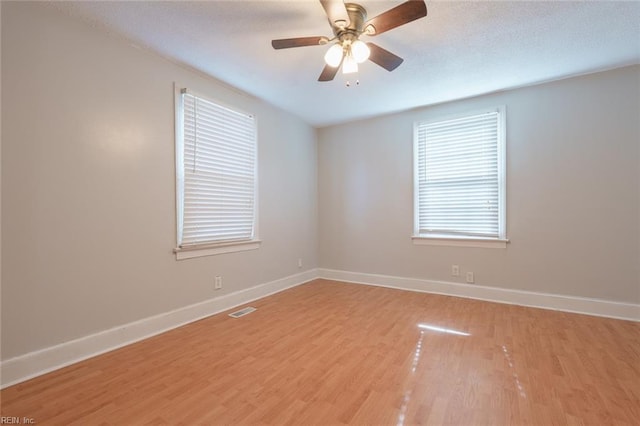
[466,272,474,284]
[451,265,460,277]
[214,276,223,290]
[298,258,303,268]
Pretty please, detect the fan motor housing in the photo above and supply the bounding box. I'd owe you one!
[334,3,367,39]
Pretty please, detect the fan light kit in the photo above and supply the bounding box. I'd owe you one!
[272,0,427,82]
[324,39,370,73]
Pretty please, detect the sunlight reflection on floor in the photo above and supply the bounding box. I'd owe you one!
[396,324,471,426]
[418,323,471,336]
[502,345,527,398]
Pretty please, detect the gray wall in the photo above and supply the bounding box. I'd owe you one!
[318,65,640,304]
[1,3,318,360]
[2,2,639,363]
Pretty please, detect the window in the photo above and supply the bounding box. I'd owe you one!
[413,107,507,248]
[174,87,259,259]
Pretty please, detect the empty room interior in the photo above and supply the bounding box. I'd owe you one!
[1,1,639,425]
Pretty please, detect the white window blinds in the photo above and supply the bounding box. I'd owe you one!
[415,108,505,239]
[177,90,257,247]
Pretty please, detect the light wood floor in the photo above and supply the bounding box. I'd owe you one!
[1,279,639,425]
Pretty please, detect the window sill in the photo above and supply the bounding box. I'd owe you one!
[412,235,509,249]
[174,240,261,260]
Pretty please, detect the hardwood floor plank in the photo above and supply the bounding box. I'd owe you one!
[1,279,639,424]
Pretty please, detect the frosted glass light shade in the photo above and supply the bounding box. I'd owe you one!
[342,54,358,74]
[324,44,343,67]
[351,40,370,63]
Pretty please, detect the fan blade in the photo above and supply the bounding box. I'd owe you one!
[367,43,404,71]
[318,60,342,82]
[272,37,326,49]
[364,0,427,36]
[320,0,350,27]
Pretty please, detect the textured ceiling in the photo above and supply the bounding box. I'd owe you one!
[50,1,640,127]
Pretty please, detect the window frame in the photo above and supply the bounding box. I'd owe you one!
[173,84,260,260]
[412,106,508,249]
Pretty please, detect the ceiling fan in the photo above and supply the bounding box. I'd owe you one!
[271,0,427,82]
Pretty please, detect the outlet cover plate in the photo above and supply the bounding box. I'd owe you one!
[466,272,474,283]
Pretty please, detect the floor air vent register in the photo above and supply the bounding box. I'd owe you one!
[228,306,257,318]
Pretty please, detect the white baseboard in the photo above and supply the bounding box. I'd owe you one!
[318,268,640,322]
[0,269,318,389]
[4,267,637,388]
